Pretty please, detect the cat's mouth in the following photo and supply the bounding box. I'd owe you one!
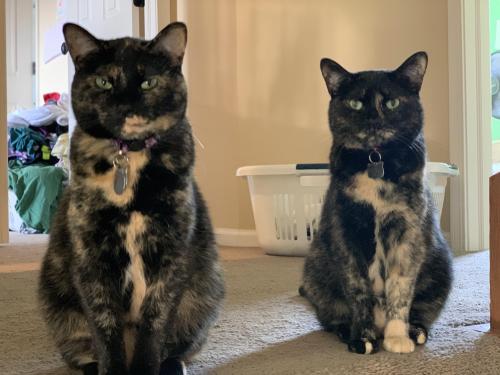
[119,113,176,140]
[122,115,149,135]
[356,129,396,148]
[342,129,396,149]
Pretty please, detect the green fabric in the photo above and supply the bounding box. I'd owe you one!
[8,163,67,233]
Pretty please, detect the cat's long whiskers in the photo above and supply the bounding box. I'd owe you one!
[192,131,205,150]
[392,134,425,157]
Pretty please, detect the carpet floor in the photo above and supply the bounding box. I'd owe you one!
[0,246,498,375]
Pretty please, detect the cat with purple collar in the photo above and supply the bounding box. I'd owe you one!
[38,22,224,375]
[300,52,452,354]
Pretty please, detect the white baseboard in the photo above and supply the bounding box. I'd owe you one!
[215,228,259,248]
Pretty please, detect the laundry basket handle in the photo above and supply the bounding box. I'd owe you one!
[296,163,329,170]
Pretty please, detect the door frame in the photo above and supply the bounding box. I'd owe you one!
[448,0,492,253]
[144,0,158,39]
[1,0,9,244]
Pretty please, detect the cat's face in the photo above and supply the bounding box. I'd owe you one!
[321,52,428,149]
[63,22,188,141]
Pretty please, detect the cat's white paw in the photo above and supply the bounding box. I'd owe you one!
[383,335,415,353]
[364,341,374,354]
[415,330,427,345]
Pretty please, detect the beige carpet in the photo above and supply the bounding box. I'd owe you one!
[0,238,499,374]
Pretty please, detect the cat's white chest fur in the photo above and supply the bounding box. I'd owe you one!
[123,212,148,322]
[347,172,405,332]
[122,212,148,363]
[347,172,405,213]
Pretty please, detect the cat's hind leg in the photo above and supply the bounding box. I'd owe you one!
[409,243,452,346]
[301,282,378,354]
[40,295,97,371]
[161,290,221,364]
[158,264,224,372]
[39,254,97,371]
[408,287,447,347]
[299,284,350,343]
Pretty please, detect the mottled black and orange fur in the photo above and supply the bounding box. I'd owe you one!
[301,52,452,354]
[38,22,224,375]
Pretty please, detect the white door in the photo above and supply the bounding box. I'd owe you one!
[5,0,35,112]
[64,0,140,39]
[63,0,141,132]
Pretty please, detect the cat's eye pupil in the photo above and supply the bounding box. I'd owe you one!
[386,98,400,110]
[96,77,112,90]
[141,78,158,90]
[348,100,363,110]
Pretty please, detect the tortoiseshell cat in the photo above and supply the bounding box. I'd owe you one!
[300,52,452,354]
[38,23,224,374]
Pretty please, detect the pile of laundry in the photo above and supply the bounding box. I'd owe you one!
[8,92,70,169]
[7,93,70,234]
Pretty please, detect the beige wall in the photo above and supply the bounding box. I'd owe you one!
[164,0,450,231]
[37,0,68,105]
[1,0,9,243]
[158,0,175,29]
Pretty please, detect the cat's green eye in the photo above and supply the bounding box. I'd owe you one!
[95,77,112,90]
[348,100,363,111]
[141,78,158,91]
[386,98,400,110]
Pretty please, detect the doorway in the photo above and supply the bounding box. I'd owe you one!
[5,0,69,235]
[1,0,162,242]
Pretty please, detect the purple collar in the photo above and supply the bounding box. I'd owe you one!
[113,137,158,152]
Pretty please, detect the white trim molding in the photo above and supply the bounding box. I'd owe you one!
[448,0,491,252]
[215,228,259,248]
[144,0,158,39]
[493,141,500,164]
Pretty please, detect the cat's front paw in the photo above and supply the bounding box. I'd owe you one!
[409,324,428,345]
[383,335,415,353]
[160,358,186,375]
[347,338,379,355]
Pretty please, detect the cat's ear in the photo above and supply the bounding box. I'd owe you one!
[63,23,101,66]
[394,51,428,92]
[150,22,187,66]
[320,58,351,96]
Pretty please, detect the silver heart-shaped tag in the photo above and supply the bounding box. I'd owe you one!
[367,161,384,179]
[113,152,129,195]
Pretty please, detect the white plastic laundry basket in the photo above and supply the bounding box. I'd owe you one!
[237,162,459,256]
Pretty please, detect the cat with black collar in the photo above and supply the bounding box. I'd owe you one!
[300,52,452,354]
